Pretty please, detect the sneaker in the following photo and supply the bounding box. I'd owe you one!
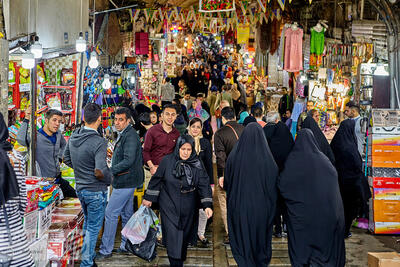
[345,232,352,239]
[96,252,112,260]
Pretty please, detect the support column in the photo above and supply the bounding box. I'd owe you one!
[0,39,8,121]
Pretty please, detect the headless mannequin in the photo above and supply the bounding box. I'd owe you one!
[313,23,324,32]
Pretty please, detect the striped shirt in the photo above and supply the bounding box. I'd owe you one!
[0,151,34,266]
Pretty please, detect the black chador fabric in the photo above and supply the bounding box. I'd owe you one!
[302,116,336,165]
[263,121,294,172]
[0,113,19,202]
[224,123,278,267]
[278,129,346,267]
[330,119,371,235]
[144,135,212,260]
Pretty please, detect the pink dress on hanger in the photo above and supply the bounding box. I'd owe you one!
[284,28,304,72]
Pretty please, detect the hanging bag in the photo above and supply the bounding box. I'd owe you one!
[0,189,13,267]
[124,207,159,262]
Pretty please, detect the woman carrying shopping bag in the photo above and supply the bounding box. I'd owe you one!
[142,135,213,267]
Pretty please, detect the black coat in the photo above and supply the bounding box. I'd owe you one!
[278,129,346,267]
[198,138,214,185]
[225,123,278,267]
[302,116,336,165]
[263,122,294,172]
[144,149,212,260]
[0,113,19,202]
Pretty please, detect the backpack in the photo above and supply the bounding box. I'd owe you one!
[231,85,241,101]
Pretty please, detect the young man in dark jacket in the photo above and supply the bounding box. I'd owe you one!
[97,107,144,258]
[63,103,111,267]
[214,107,244,244]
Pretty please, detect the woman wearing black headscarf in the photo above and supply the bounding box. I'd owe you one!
[263,119,295,237]
[0,113,35,266]
[224,123,278,267]
[330,119,371,238]
[278,129,346,267]
[143,135,213,267]
[302,116,336,165]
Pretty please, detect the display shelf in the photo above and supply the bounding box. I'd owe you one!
[42,85,75,90]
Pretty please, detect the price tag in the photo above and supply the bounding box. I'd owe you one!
[19,83,31,92]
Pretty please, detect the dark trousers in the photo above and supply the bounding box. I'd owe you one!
[169,257,184,267]
[274,194,287,233]
[56,174,77,198]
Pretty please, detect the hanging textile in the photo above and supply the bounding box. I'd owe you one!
[237,25,250,44]
[199,0,236,12]
[135,32,149,55]
[284,27,303,72]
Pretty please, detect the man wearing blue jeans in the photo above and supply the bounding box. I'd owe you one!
[64,103,111,267]
[97,107,144,259]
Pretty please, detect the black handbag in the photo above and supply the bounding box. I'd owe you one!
[0,189,13,267]
[125,217,158,262]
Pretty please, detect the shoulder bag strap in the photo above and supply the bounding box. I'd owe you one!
[226,124,239,140]
[0,188,13,251]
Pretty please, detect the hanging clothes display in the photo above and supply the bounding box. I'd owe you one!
[310,24,326,70]
[284,27,303,72]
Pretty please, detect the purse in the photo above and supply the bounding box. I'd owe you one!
[0,189,13,267]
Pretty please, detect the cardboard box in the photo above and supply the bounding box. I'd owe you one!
[47,240,66,260]
[372,109,400,127]
[369,220,400,234]
[372,134,400,146]
[23,210,39,244]
[373,188,400,200]
[37,203,54,239]
[372,200,400,222]
[372,126,400,135]
[372,145,400,162]
[29,233,48,267]
[368,252,400,266]
[369,177,400,189]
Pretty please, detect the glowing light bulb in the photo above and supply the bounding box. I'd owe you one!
[88,51,99,69]
[76,33,86,52]
[30,42,43,59]
[22,52,35,69]
[102,74,111,89]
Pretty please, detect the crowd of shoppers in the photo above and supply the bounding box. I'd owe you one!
[1,50,370,267]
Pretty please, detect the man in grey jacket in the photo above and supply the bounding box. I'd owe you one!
[16,108,76,197]
[64,103,111,267]
[161,77,176,108]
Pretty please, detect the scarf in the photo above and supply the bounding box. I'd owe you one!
[187,122,203,155]
[173,135,204,186]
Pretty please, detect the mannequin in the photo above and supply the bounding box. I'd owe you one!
[313,23,324,32]
[291,22,299,30]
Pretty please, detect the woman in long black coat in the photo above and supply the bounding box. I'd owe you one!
[278,129,346,267]
[224,123,278,267]
[330,119,371,238]
[302,116,336,165]
[143,135,213,267]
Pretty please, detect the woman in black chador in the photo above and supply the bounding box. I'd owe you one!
[224,123,278,267]
[143,135,213,267]
[302,116,336,165]
[330,119,371,238]
[279,129,346,267]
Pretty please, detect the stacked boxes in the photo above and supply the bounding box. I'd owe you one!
[47,198,84,264]
[368,109,400,234]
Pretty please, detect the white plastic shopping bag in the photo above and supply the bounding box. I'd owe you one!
[121,206,161,245]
